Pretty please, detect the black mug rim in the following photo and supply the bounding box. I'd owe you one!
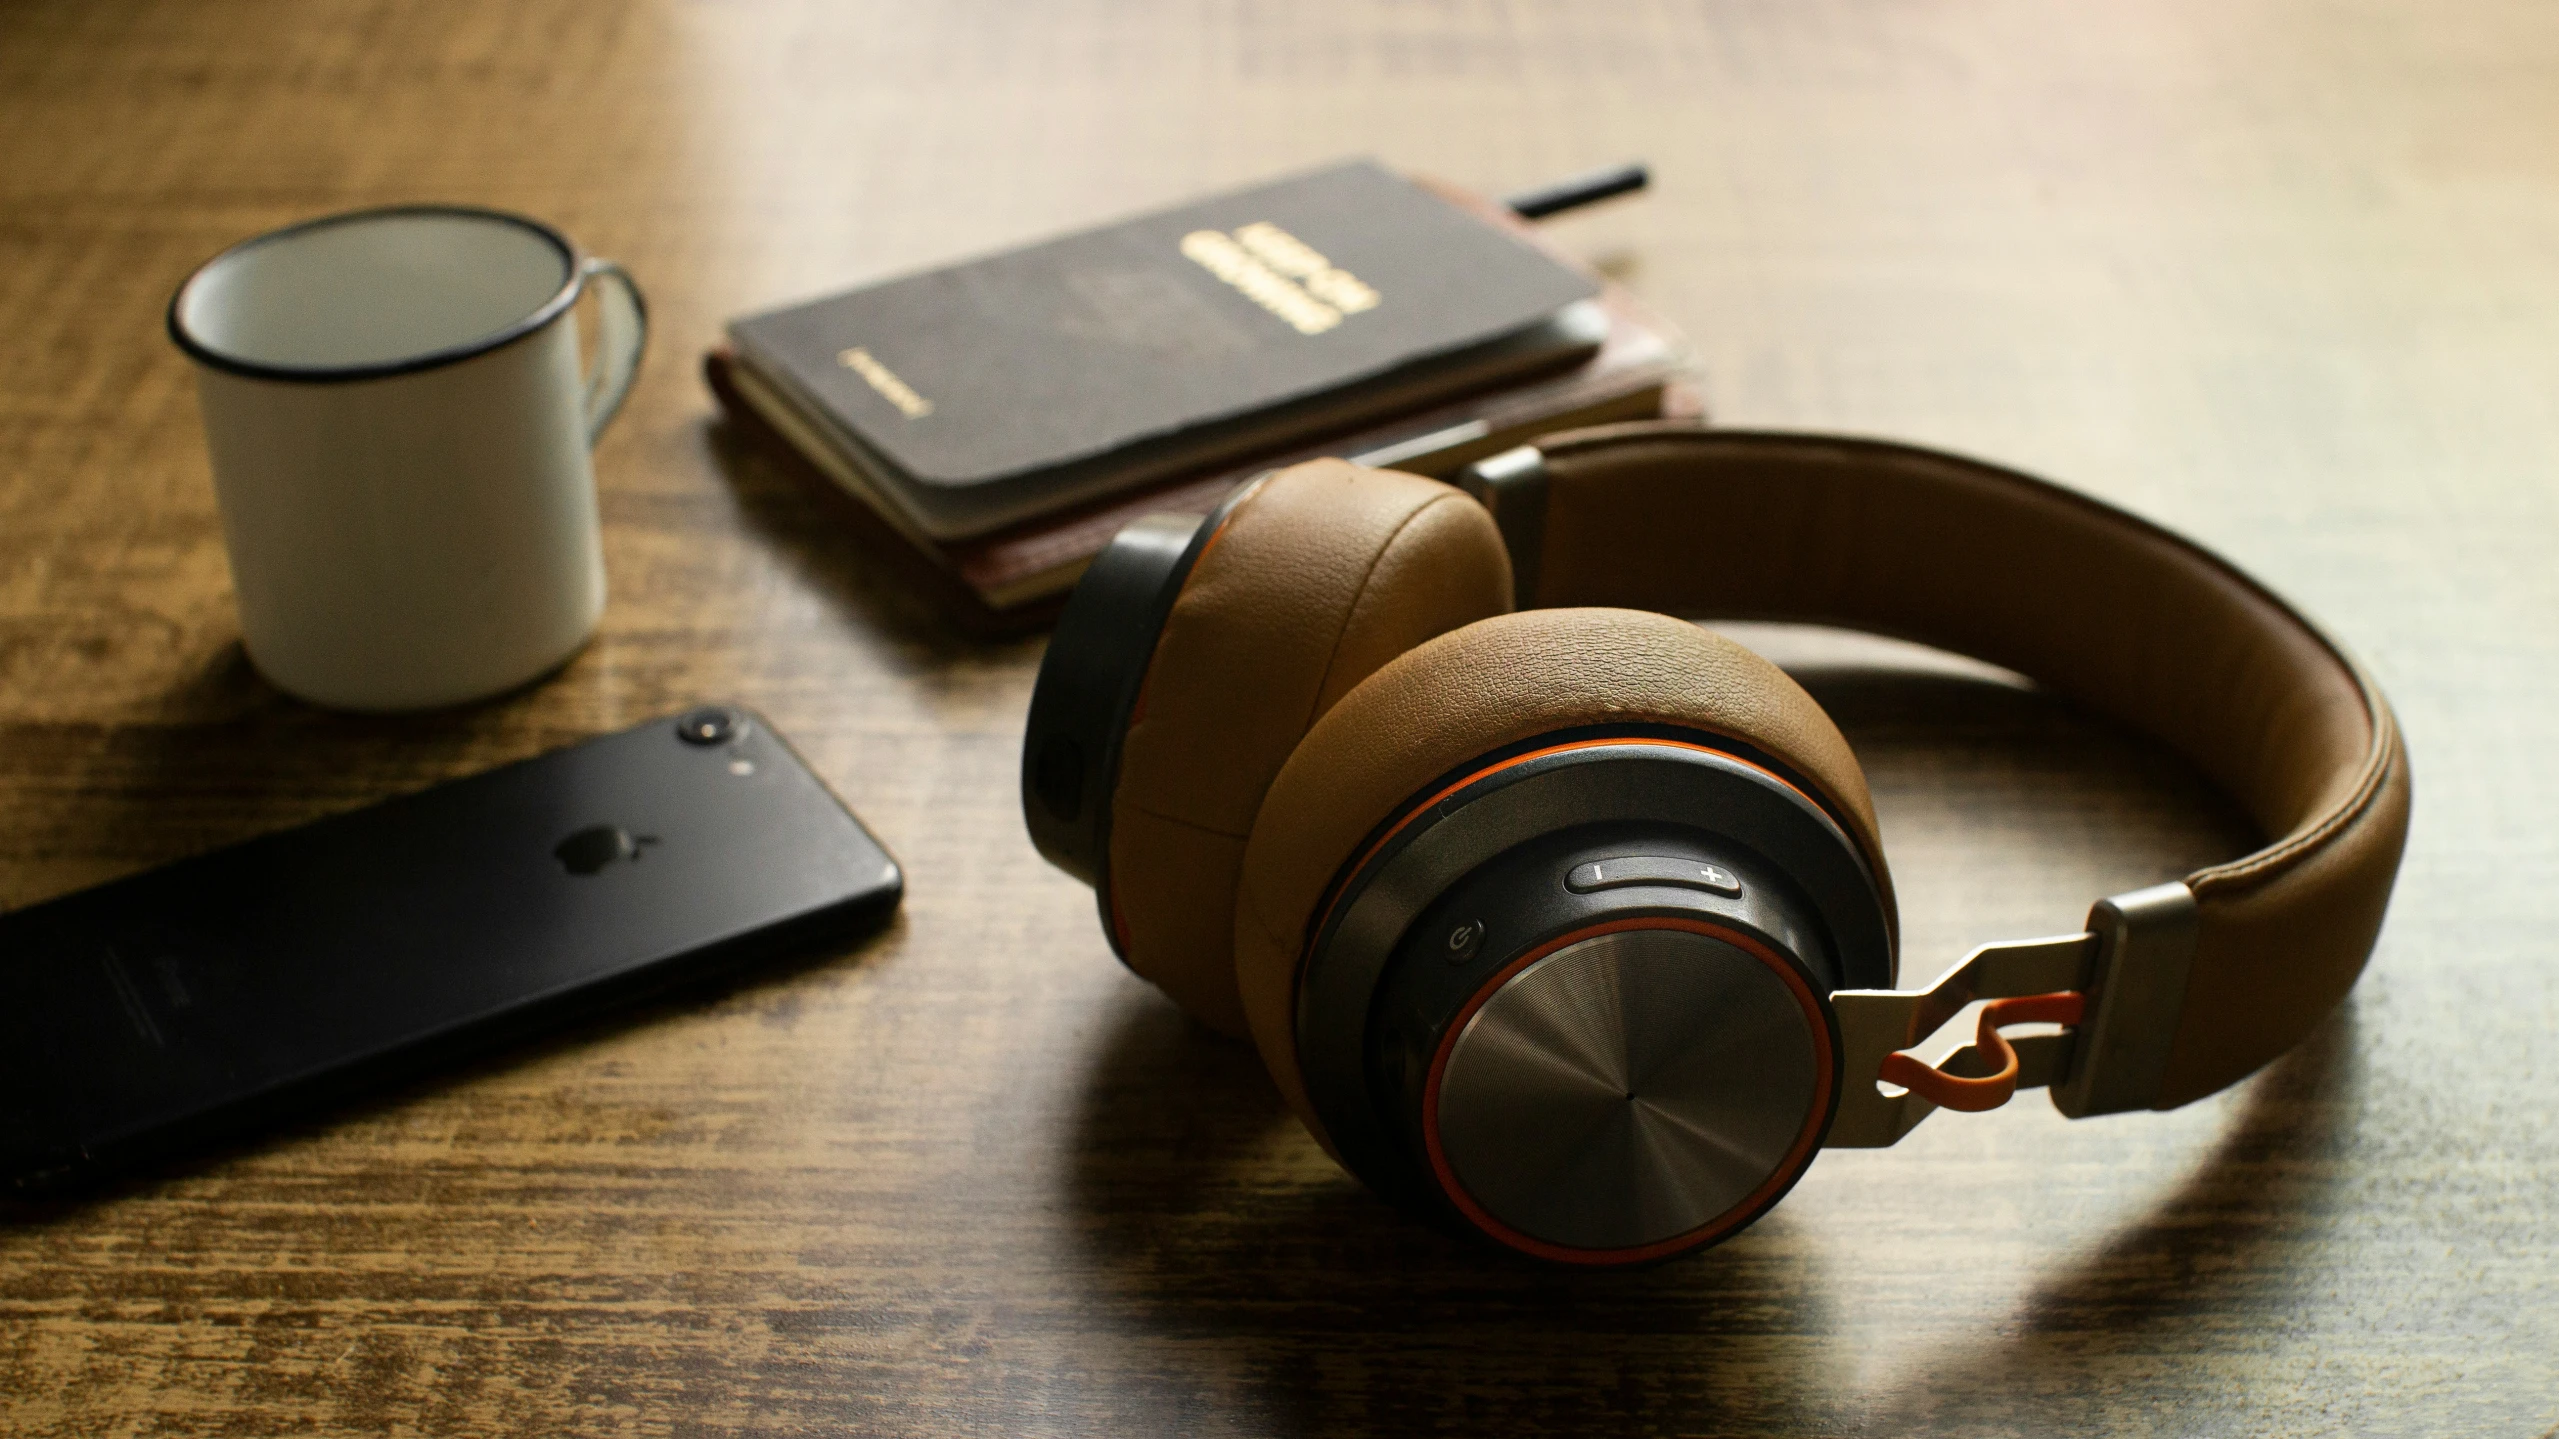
[167,204,587,384]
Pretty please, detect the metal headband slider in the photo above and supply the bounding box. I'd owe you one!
[2049,881,2199,1118]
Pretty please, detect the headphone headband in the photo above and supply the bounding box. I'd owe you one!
[1462,426,2409,1115]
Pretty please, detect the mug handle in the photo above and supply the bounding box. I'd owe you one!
[578,257,648,443]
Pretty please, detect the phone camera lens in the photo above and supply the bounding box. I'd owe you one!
[676,706,741,746]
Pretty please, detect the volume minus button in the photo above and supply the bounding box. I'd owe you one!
[1565,857,1743,897]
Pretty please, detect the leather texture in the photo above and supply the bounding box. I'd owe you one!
[1109,458,1511,1036]
[1527,426,2410,1107]
[1232,607,1892,1147]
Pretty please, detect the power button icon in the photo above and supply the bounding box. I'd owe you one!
[1444,919,1487,965]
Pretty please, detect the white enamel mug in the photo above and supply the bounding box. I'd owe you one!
[169,206,646,711]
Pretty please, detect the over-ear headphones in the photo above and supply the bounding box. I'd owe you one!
[1021,423,2409,1266]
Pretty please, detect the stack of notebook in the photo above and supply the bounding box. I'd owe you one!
[706,159,1699,635]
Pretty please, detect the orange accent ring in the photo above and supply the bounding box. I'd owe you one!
[1419,916,1837,1266]
[1875,991,2086,1112]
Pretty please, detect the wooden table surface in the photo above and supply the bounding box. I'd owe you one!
[3,2,2554,1434]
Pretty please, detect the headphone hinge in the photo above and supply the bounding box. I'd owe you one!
[1827,930,2095,1148]
[1457,445,1550,608]
[2048,881,2200,1118]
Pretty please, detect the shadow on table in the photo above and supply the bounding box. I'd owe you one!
[0,652,635,904]
[1066,979,2358,1437]
[1066,991,1847,1435]
[697,413,1027,661]
[1854,1003,2363,1433]
[1060,651,2351,1435]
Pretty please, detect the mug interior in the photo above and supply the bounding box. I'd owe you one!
[174,209,574,374]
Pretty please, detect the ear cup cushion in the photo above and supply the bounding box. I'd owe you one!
[1231,607,1893,1148]
[1108,459,1512,1037]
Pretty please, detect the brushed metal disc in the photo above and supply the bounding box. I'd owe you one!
[1433,928,1821,1252]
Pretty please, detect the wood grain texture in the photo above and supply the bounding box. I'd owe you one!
[1,1,2554,1434]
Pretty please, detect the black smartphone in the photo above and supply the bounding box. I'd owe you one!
[0,705,901,1194]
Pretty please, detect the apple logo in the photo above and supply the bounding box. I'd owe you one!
[553,824,658,876]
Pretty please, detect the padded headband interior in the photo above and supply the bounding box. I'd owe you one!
[1525,427,2408,1105]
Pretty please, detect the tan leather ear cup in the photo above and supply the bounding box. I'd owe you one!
[1107,459,1512,1037]
[1232,607,1893,1148]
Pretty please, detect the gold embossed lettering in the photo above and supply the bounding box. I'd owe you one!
[1181,224,1383,336]
[837,347,933,418]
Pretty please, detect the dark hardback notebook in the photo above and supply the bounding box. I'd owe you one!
[705,286,1701,637]
[727,158,1602,539]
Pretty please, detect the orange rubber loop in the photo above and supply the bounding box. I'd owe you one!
[1875,991,2087,1113]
